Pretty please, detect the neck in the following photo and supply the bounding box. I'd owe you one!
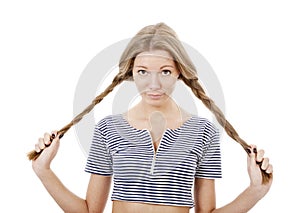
[125,97,191,130]
[137,98,179,119]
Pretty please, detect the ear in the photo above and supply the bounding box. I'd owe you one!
[128,69,133,78]
[127,69,134,81]
[127,76,134,81]
[177,73,183,80]
[120,69,134,81]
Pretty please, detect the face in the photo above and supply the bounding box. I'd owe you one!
[132,50,180,107]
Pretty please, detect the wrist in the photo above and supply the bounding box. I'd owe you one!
[32,163,52,179]
[247,184,267,201]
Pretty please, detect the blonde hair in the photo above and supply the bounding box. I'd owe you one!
[28,22,271,183]
[119,23,197,81]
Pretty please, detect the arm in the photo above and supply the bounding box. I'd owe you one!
[194,178,216,213]
[32,132,112,213]
[194,146,273,213]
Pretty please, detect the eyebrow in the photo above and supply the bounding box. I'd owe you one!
[134,65,175,69]
[161,65,174,69]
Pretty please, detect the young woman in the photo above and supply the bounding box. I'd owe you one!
[31,23,273,213]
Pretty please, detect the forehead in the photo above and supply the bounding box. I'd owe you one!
[134,50,175,66]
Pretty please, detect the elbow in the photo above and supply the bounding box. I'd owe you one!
[85,200,105,213]
[64,200,89,213]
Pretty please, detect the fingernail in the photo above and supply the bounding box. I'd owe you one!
[253,148,257,153]
[50,134,55,141]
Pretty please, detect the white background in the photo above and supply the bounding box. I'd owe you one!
[1,0,299,212]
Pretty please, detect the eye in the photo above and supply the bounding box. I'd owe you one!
[137,70,148,76]
[161,70,171,76]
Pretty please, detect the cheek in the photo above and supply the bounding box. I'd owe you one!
[135,83,146,93]
[161,77,178,91]
[164,82,177,94]
[133,76,148,92]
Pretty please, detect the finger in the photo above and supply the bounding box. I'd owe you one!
[261,157,269,170]
[266,164,273,174]
[256,149,265,162]
[38,137,46,150]
[44,132,51,145]
[51,130,60,139]
[35,143,41,153]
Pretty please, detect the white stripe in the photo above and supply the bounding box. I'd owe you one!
[85,114,222,207]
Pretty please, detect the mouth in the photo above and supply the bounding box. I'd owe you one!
[147,93,164,100]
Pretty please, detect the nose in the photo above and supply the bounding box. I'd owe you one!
[149,72,161,90]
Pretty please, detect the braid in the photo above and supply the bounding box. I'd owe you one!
[27,72,129,160]
[182,77,250,151]
[181,77,272,184]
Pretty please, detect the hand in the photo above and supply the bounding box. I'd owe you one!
[32,131,61,175]
[247,145,273,198]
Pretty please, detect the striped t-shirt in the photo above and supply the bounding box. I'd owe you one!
[85,114,222,208]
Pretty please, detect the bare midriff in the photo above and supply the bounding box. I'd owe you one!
[112,201,190,213]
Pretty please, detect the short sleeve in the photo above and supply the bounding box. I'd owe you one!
[195,121,222,179]
[85,120,113,176]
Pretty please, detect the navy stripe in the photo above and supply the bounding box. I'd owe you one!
[85,114,222,207]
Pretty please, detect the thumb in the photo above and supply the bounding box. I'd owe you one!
[247,145,257,167]
[49,131,61,149]
[43,131,60,156]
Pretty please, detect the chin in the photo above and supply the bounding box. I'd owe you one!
[145,101,164,108]
[144,95,170,107]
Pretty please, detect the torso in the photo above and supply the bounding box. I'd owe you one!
[84,93,221,210]
[112,109,192,212]
[112,200,190,213]
[85,112,222,211]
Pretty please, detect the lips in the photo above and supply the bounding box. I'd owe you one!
[147,93,164,100]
